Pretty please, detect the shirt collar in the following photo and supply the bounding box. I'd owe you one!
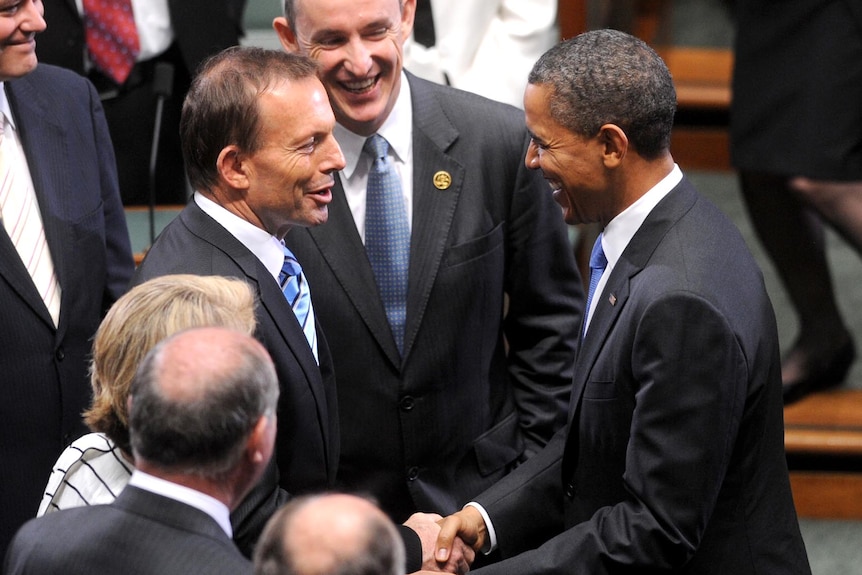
[334,70,413,178]
[0,84,17,132]
[193,192,285,282]
[601,164,683,268]
[128,470,233,537]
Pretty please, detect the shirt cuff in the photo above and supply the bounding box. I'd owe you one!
[464,502,498,554]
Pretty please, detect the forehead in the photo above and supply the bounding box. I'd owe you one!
[524,84,559,133]
[257,78,333,134]
[294,0,401,29]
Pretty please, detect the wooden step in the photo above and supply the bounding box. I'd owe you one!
[785,390,862,518]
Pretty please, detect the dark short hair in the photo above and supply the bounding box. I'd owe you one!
[128,328,279,479]
[181,46,320,192]
[528,29,677,159]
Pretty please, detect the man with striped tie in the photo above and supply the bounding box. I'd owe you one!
[132,46,345,556]
[0,0,134,557]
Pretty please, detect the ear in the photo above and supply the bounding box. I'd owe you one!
[246,415,277,465]
[400,0,417,44]
[599,124,628,168]
[273,16,300,53]
[217,145,250,190]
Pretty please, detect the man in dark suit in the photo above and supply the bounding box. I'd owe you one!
[36,0,248,205]
[0,0,134,557]
[433,30,812,574]
[132,47,344,554]
[4,327,277,574]
[274,0,582,527]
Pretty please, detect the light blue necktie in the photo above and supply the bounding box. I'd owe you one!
[279,246,318,364]
[584,233,607,336]
[364,134,410,355]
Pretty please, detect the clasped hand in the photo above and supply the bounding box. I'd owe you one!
[405,507,487,574]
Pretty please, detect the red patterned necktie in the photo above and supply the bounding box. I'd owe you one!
[82,0,140,85]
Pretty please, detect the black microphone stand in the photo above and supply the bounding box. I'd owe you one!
[148,62,174,246]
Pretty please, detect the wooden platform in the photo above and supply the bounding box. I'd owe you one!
[785,390,862,518]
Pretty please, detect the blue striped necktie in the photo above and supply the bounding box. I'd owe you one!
[364,134,410,355]
[279,246,318,364]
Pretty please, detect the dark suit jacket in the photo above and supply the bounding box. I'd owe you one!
[285,74,583,522]
[471,179,811,574]
[0,65,134,556]
[36,0,247,77]
[36,0,248,205]
[4,486,252,574]
[132,201,339,552]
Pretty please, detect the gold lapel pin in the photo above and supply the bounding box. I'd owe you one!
[609,294,617,306]
[433,171,452,190]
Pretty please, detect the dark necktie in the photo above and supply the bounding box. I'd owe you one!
[279,246,318,363]
[413,0,436,47]
[82,0,140,85]
[584,234,607,336]
[364,134,410,355]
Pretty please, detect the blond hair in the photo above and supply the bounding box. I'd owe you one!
[84,275,257,454]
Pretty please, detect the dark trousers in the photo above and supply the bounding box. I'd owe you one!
[89,43,191,206]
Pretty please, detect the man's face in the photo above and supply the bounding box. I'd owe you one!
[242,77,345,239]
[523,82,610,226]
[275,0,414,137]
[0,0,45,81]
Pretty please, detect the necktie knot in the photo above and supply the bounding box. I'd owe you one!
[589,236,607,272]
[364,134,390,164]
[279,253,302,285]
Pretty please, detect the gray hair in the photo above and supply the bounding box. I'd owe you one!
[129,327,279,480]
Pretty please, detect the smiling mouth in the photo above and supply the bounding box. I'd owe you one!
[341,76,377,94]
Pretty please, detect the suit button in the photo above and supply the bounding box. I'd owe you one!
[55,347,65,361]
[407,466,419,481]
[565,482,575,499]
[399,396,415,411]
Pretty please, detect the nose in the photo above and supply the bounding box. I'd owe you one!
[21,0,47,33]
[323,135,346,173]
[525,140,540,170]
[342,37,373,76]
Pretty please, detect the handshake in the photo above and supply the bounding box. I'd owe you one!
[405,506,488,574]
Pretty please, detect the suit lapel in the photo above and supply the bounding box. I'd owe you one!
[306,178,400,363]
[181,205,332,448]
[562,179,699,478]
[2,78,69,332]
[403,74,464,358]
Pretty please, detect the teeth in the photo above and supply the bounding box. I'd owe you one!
[343,78,375,92]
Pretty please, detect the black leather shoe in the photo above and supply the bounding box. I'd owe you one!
[782,339,856,405]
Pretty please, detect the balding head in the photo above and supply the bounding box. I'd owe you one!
[128,326,279,482]
[254,494,405,575]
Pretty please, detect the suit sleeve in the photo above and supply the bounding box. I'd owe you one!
[87,79,134,308]
[480,293,748,573]
[502,134,583,457]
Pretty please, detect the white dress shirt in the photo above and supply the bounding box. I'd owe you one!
[129,470,233,537]
[194,192,286,283]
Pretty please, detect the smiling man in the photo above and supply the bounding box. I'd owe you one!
[433,30,811,574]
[132,46,345,555]
[272,1,583,559]
[0,0,134,556]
